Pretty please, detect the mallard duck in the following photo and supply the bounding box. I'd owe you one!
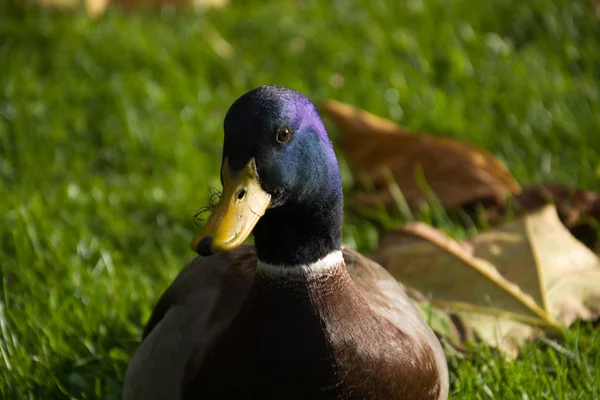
[123,85,449,400]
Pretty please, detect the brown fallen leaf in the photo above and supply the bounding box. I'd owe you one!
[372,222,558,327]
[371,204,600,356]
[31,0,110,16]
[460,183,600,250]
[320,100,600,251]
[471,204,600,325]
[320,100,521,210]
[117,0,229,9]
[31,0,228,16]
[451,312,539,358]
[593,0,600,17]
[373,224,552,357]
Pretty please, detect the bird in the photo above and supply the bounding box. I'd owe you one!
[123,85,449,400]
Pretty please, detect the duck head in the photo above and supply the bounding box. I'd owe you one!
[191,85,344,266]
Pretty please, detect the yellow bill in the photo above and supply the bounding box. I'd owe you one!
[191,157,271,255]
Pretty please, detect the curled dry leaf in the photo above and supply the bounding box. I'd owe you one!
[320,100,521,210]
[371,223,554,357]
[319,99,600,250]
[593,0,600,17]
[116,0,229,10]
[372,223,557,327]
[461,183,600,251]
[449,312,539,358]
[33,0,229,16]
[471,204,600,325]
[371,204,600,356]
[32,0,110,17]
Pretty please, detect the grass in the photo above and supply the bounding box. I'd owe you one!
[1,0,600,398]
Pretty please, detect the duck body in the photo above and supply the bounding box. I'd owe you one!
[124,247,446,400]
[123,85,449,400]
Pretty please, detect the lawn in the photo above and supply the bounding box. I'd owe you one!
[1,0,600,398]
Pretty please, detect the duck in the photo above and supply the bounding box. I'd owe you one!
[123,85,449,400]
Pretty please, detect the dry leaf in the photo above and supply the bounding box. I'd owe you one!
[32,0,228,16]
[452,312,540,358]
[461,183,600,250]
[372,223,557,327]
[372,204,600,355]
[320,100,521,210]
[319,99,600,251]
[378,224,543,356]
[87,0,110,15]
[191,0,229,10]
[32,0,110,16]
[471,204,600,325]
[116,0,229,10]
[593,0,600,17]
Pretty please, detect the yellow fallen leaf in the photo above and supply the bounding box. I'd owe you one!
[471,204,600,325]
[320,100,521,210]
[31,0,110,16]
[191,0,229,10]
[371,204,600,355]
[372,223,557,328]
[117,0,229,10]
[453,312,540,358]
[33,0,229,16]
[461,183,600,251]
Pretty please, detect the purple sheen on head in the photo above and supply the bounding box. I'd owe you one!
[284,91,331,142]
[297,97,343,187]
[222,85,342,201]
[280,89,340,182]
[223,85,345,265]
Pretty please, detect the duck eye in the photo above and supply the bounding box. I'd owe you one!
[276,126,293,143]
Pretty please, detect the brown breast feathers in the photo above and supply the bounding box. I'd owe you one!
[181,261,441,400]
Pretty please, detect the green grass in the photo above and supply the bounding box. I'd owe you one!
[1,0,600,398]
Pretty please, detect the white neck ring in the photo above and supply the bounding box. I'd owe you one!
[256,250,344,277]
